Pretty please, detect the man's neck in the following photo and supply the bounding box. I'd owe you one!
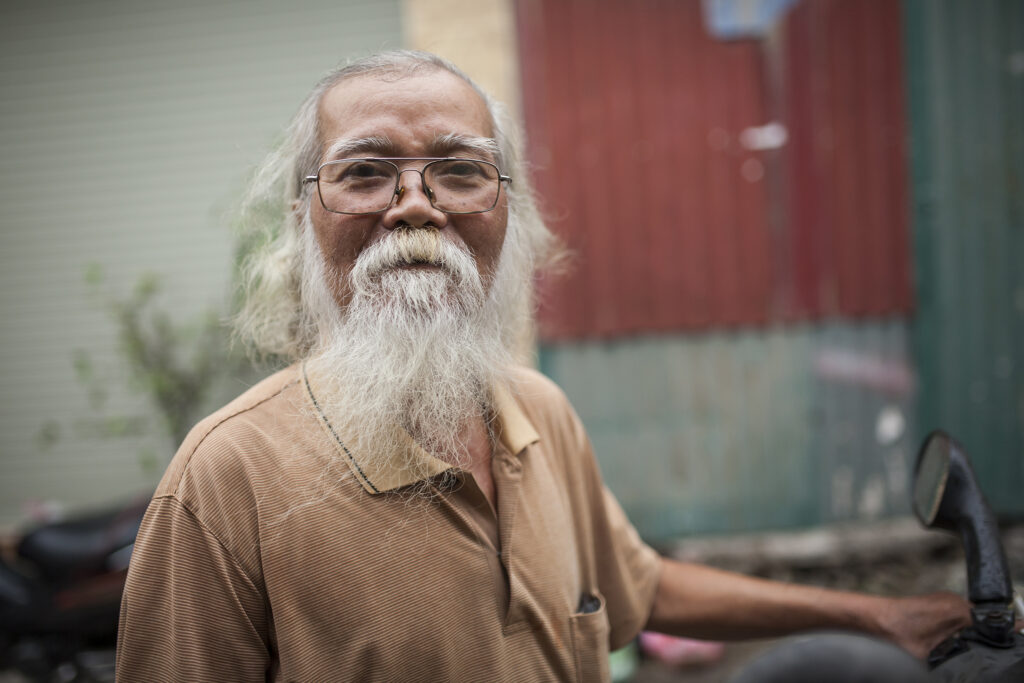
[457,413,497,509]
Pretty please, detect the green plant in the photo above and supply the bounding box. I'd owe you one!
[39,265,249,472]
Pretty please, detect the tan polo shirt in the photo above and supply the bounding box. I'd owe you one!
[116,364,661,682]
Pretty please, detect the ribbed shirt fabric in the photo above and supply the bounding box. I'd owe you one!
[116,364,661,682]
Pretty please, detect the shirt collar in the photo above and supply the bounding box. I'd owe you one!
[302,363,540,495]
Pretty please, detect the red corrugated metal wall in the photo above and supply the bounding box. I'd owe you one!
[779,0,912,319]
[517,0,912,340]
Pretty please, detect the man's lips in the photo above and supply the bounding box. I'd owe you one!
[395,261,441,269]
[378,257,445,272]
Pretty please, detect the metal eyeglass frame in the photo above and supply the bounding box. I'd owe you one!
[302,157,512,215]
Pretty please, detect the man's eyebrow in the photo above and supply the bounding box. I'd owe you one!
[428,133,500,160]
[322,136,395,160]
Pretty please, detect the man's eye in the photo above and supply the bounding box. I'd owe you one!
[437,161,486,178]
[343,162,391,179]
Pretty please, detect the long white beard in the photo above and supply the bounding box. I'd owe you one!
[302,222,519,483]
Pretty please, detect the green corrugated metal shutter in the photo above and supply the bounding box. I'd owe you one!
[905,0,1024,515]
[540,320,918,542]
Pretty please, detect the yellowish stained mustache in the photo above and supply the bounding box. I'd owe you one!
[352,228,478,287]
[358,228,469,276]
[391,228,442,265]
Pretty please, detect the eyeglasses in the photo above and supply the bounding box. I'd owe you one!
[303,157,512,215]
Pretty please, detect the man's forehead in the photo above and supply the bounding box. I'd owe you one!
[316,70,493,147]
[321,133,499,162]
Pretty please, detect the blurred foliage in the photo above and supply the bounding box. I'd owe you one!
[40,265,250,472]
[34,419,61,452]
[37,172,286,472]
[103,271,233,446]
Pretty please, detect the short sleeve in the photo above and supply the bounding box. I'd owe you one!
[595,484,662,649]
[116,496,270,682]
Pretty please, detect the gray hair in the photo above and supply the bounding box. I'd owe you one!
[233,50,559,361]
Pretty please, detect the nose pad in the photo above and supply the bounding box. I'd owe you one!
[386,171,446,231]
[394,179,435,208]
[394,168,437,208]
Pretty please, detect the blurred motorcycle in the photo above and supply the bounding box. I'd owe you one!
[0,497,148,682]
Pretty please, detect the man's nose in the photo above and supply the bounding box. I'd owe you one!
[383,169,446,230]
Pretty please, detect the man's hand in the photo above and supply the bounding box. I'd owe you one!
[873,592,971,659]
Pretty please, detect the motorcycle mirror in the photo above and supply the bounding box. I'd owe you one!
[912,431,1013,609]
[912,431,951,526]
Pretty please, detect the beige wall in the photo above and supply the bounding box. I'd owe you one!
[402,0,521,117]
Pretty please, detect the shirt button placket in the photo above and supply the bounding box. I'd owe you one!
[496,454,525,628]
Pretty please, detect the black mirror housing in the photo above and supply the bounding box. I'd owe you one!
[913,431,1013,607]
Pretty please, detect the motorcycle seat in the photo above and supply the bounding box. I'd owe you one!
[17,499,148,584]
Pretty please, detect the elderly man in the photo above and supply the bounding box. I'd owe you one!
[116,51,968,681]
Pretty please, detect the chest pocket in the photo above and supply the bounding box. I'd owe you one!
[570,590,611,683]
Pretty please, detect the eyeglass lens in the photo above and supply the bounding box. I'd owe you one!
[317,159,501,214]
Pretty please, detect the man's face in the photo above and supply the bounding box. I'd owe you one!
[308,70,509,309]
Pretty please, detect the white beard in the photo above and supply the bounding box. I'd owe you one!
[301,221,519,484]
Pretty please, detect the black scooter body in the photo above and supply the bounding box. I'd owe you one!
[929,632,1024,683]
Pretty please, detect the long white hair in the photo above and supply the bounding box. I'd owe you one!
[233,50,559,364]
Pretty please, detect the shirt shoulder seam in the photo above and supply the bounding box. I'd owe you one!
[171,375,301,487]
[149,492,264,594]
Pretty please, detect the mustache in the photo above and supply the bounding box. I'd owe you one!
[354,229,475,281]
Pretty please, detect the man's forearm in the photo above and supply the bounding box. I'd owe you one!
[645,558,970,658]
[646,559,883,639]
